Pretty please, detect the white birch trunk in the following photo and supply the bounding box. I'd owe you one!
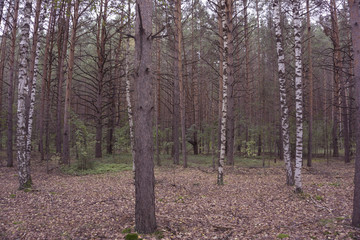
[26,0,46,163]
[293,0,303,192]
[16,0,32,189]
[273,0,294,186]
[126,6,135,171]
[218,0,228,185]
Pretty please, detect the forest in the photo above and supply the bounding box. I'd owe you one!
[1,0,360,239]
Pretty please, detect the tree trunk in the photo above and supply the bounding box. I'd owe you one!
[0,8,10,155]
[273,0,294,186]
[349,0,360,227]
[39,2,55,161]
[306,0,313,167]
[192,0,199,156]
[134,0,157,233]
[174,0,187,168]
[218,0,229,185]
[292,0,303,193]
[62,0,80,164]
[330,0,341,158]
[56,1,71,154]
[16,0,32,190]
[155,5,161,166]
[125,0,135,169]
[0,0,4,26]
[226,0,234,166]
[7,0,20,168]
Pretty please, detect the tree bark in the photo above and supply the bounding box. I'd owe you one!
[218,0,229,185]
[174,0,187,168]
[62,0,80,164]
[39,1,55,161]
[134,0,157,233]
[349,0,360,227]
[306,0,313,167]
[125,0,135,170]
[7,0,20,168]
[273,0,294,186]
[16,0,32,190]
[330,0,341,158]
[0,8,10,154]
[292,0,303,193]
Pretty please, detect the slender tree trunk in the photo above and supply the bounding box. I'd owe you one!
[62,0,80,164]
[39,2,55,161]
[273,0,294,186]
[292,0,303,193]
[134,0,157,233]
[0,0,4,26]
[306,0,313,167]
[7,0,20,168]
[26,0,45,164]
[16,0,32,190]
[218,0,229,185]
[174,0,187,168]
[56,1,71,154]
[243,0,250,149]
[330,0,341,157]
[0,9,10,154]
[125,0,135,170]
[341,73,350,163]
[226,0,234,166]
[217,0,224,157]
[349,0,360,227]
[192,0,199,156]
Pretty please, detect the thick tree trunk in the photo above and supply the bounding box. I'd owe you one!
[7,0,20,168]
[306,0,313,167]
[134,0,157,233]
[273,0,294,186]
[218,0,229,185]
[155,11,161,166]
[16,0,32,190]
[62,0,80,164]
[349,0,360,227]
[292,0,303,193]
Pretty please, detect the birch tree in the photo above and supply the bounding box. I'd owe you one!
[292,0,303,193]
[26,0,46,163]
[134,0,157,233]
[273,0,293,186]
[306,0,313,167]
[125,0,135,171]
[218,0,229,185]
[350,0,360,227]
[16,0,32,190]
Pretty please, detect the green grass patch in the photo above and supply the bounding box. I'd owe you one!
[277,233,289,239]
[61,162,132,176]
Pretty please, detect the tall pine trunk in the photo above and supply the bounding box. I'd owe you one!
[62,0,80,164]
[7,0,20,168]
[306,0,313,167]
[134,0,157,233]
[349,0,360,227]
[273,0,294,186]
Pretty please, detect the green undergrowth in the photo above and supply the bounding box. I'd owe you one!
[61,161,132,176]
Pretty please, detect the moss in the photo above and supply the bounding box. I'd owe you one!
[315,195,324,201]
[9,194,16,198]
[124,233,139,240]
[154,230,164,239]
[277,233,289,239]
[122,228,132,234]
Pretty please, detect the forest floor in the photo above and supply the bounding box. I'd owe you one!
[1,155,360,239]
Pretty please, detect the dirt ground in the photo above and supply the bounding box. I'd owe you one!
[1,159,360,239]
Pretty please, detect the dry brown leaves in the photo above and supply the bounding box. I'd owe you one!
[1,160,359,239]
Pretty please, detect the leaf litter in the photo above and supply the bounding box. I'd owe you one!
[1,160,360,239]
